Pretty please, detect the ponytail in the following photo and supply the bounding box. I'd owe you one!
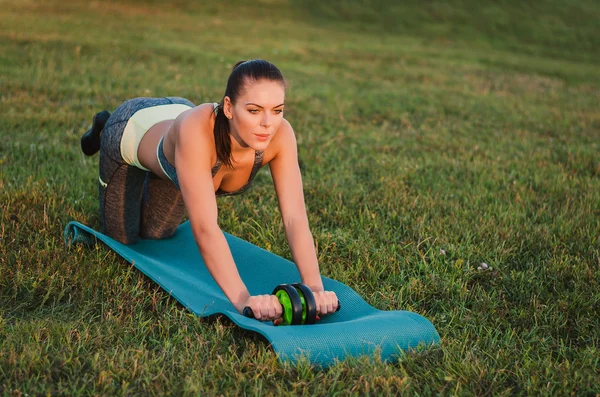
[213,103,233,169]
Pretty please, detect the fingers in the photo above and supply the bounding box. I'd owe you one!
[247,294,283,321]
[272,294,283,319]
[314,291,339,316]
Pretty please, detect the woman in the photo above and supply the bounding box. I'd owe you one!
[81,59,339,322]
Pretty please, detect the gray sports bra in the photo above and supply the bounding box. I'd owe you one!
[156,103,265,196]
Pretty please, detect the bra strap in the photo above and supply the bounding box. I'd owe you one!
[248,150,264,181]
[211,159,222,177]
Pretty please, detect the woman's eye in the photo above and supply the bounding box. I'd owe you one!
[274,109,283,114]
[248,109,259,114]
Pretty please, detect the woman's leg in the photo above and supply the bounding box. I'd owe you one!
[97,97,167,244]
[139,173,186,239]
[99,118,146,244]
[96,96,195,243]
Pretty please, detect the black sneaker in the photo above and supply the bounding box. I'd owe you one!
[81,110,111,156]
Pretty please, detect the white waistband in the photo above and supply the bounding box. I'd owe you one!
[120,103,192,171]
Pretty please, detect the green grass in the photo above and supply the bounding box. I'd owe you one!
[1,0,599,395]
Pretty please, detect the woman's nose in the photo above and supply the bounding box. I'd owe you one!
[261,114,272,127]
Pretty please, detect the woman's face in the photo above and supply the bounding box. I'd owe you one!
[224,79,285,151]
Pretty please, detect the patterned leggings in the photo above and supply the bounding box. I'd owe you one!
[99,97,195,244]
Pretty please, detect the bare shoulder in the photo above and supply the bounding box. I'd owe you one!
[174,103,216,144]
[175,103,215,139]
[264,118,296,163]
[173,103,217,165]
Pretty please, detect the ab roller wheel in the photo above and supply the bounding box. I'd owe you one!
[272,283,317,325]
[243,283,341,326]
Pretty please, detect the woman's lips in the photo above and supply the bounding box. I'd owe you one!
[255,133,270,141]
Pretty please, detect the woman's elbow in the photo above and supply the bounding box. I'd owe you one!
[191,221,222,247]
[283,214,309,231]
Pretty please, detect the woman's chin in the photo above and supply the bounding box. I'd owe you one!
[250,135,272,150]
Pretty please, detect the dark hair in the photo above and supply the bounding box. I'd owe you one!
[214,59,286,168]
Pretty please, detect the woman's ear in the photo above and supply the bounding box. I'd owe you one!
[223,96,233,119]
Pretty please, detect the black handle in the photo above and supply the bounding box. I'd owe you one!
[243,306,254,318]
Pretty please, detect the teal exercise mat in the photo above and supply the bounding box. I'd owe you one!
[64,221,440,367]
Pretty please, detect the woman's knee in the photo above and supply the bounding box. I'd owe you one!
[140,175,185,239]
[99,160,146,245]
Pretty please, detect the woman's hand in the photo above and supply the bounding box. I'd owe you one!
[313,290,339,316]
[242,294,283,322]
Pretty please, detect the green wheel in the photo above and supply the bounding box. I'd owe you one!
[273,284,303,325]
[293,283,317,325]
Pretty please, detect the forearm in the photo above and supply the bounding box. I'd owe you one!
[284,217,324,292]
[194,229,250,312]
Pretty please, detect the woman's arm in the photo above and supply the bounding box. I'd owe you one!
[174,112,251,312]
[269,120,324,292]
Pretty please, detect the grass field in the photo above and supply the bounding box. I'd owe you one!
[1,0,599,395]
